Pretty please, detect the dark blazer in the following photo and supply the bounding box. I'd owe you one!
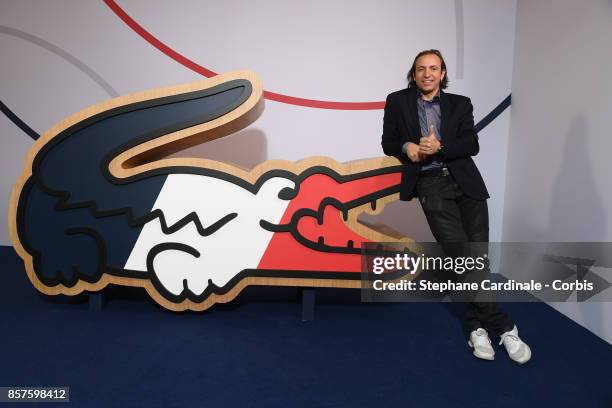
[381,86,489,201]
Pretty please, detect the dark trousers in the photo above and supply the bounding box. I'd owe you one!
[416,170,514,339]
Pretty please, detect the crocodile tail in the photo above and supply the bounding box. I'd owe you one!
[31,71,262,212]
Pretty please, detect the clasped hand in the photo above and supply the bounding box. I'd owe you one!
[406,125,440,162]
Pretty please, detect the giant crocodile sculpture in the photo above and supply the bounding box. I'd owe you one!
[9,71,415,311]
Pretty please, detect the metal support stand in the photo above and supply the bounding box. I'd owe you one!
[300,288,316,321]
[88,293,104,312]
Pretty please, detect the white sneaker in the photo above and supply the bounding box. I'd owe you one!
[468,328,495,360]
[499,325,532,364]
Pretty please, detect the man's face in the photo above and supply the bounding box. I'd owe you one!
[413,53,446,95]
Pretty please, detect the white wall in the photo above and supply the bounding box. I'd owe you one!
[1,0,516,246]
[505,0,612,344]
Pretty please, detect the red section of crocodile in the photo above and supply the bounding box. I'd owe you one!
[258,171,401,272]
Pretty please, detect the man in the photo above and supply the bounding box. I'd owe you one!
[381,49,531,364]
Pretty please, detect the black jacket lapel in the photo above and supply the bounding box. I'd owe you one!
[401,87,420,143]
[439,90,450,143]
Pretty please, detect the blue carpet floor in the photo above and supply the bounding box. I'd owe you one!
[1,246,611,407]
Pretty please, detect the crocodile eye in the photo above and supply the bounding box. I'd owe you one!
[278,186,297,200]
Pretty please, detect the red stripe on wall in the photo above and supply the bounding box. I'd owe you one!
[104,0,385,110]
